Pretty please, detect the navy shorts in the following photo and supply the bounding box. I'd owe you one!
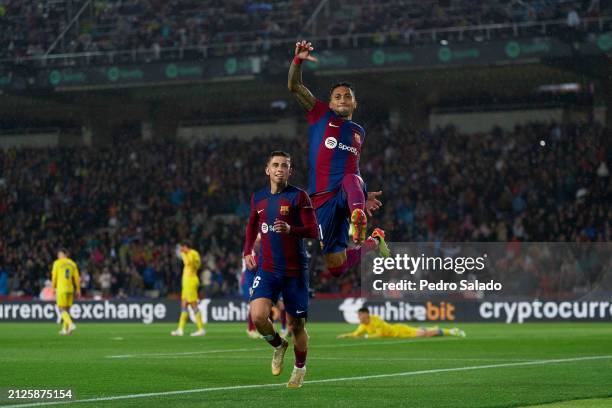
[250,269,309,319]
[316,190,350,254]
[241,269,256,301]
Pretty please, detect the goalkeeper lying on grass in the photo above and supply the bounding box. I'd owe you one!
[337,307,465,339]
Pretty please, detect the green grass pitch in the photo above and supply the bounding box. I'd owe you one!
[1,323,611,407]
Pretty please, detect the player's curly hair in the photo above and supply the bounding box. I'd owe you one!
[358,307,369,314]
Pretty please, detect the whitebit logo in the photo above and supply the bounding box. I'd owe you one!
[338,297,366,323]
[324,137,338,149]
[195,299,251,323]
[194,299,211,323]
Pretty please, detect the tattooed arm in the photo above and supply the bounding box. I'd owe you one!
[288,40,317,111]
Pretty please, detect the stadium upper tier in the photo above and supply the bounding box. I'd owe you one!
[1,0,609,65]
[0,121,609,298]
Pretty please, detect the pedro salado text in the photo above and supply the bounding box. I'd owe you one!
[370,253,503,292]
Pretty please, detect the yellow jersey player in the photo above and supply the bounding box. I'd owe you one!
[337,307,465,339]
[51,248,80,336]
[171,241,205,337]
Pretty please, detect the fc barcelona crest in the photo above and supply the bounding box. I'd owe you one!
[280,205,290,215]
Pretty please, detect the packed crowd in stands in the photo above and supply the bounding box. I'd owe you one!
[0,119,609,299]
[0,0,69,60]
[333,0,606,36]
[1,0,609,62]
[0,0,308,61]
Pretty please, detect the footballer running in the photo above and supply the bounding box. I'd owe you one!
[243,151,319,388]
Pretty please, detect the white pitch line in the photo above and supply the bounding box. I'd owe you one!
[106,337,461,359]
[5,355,612,408]
[159,355,534,362]
[107,347,262,358]
[288,356,536,362]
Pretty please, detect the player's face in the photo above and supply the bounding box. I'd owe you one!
[358,311,370,324]
[329,86,357,118]
[265,156,291,184]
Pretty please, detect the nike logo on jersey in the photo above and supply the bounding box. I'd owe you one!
[296,310,305,314]
[328,123,339,128]
[257,210,264,214]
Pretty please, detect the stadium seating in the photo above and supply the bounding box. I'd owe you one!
[1,0,609,62]
[1,0,310,60]
[1,121,609,297]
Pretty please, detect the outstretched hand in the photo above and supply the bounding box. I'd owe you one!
[294,40,318,62]
[365,191,383,216]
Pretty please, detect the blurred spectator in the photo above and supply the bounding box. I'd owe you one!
[39,279,54,301]
[0,269,8,296]
[1,0,610,63]
[567,6,581,28]
[0,120,609,298]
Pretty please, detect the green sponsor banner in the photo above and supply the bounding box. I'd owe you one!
[4,35,606,90]
[0,74,11,86]
[223,57,254,75]
[597,32,612,51]
[504,40,552,59]
[371,49,414,66]
[437,46,480,62]
[165,63,204,79]
[574,31,612,55]
[305,54,349,69]
[40,57,254,89]
[224,58,238,74]
[305,38,567,72]
[106,67,144,82]
[48,69,87,86]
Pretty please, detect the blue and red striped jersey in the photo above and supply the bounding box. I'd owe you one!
[307,99,365,206]
[243,184,319,277]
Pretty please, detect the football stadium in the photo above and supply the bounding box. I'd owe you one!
[1,1,611,407]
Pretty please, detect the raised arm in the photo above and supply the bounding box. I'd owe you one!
[288,40,317,111]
